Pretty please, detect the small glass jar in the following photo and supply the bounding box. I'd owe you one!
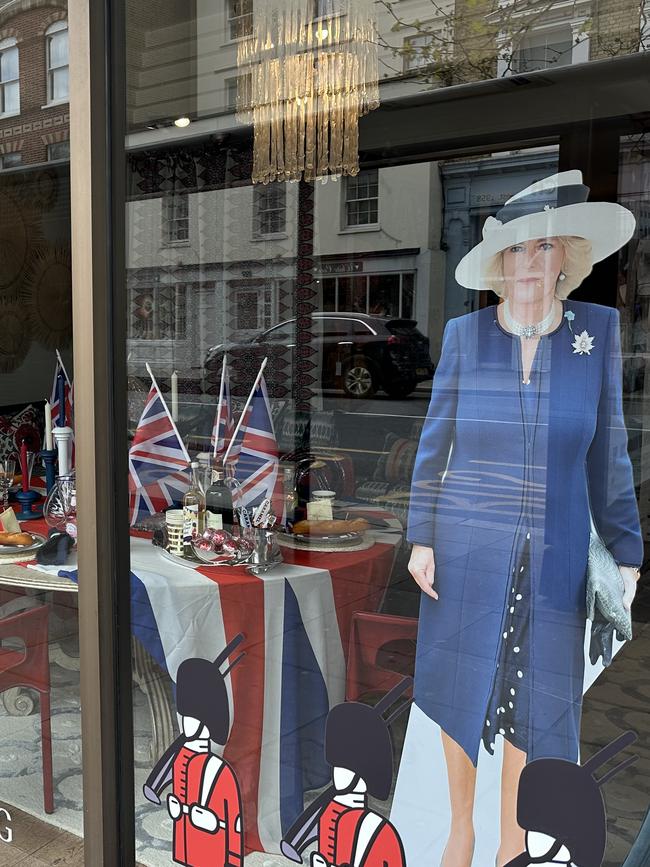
[307,490,336,521]
[165,509,185,556]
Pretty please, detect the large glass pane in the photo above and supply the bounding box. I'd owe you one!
[120,3,650,867]
[0,0,79,863]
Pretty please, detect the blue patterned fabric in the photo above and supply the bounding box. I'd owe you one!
[407,300,643,765]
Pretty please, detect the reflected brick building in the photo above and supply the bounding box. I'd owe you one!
[0,0,68,169]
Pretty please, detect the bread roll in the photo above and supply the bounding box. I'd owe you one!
[0,531,34,547]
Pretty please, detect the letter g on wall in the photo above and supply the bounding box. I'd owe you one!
[0,807,12,843]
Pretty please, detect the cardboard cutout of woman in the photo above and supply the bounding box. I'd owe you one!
[404,170,642,866]
[143,634,245,867]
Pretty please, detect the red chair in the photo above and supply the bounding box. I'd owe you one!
[346,612,418,702]
[0,605,53,813]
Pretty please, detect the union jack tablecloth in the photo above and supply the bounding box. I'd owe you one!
[55,509,402,855]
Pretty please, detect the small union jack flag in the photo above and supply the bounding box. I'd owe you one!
[211,359,236,458]
[232,375,284,519]
[129,378,191,526]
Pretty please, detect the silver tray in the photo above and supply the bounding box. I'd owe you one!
[291,531,361,546]
[158,545,250,570]
[0,533,47,555]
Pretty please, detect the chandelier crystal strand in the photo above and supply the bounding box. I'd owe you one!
[237,0,380,184]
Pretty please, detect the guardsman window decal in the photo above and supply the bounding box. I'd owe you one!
[143,633,245,867]
[280,675,412,867]
[504,731,638,867]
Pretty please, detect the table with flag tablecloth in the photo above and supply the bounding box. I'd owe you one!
[8,507,402,855]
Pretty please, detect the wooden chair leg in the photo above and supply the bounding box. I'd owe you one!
[40,692,54,814]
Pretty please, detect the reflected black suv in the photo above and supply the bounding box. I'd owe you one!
[204,312,434,400]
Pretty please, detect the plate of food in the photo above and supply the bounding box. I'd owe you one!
[289,518,370,546]
[0,531,47,555]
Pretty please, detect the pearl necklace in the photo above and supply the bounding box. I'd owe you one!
[502,298,558,339]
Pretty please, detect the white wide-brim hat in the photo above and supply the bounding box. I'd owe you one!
[455,170,636,290]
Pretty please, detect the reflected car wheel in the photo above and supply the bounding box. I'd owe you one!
[342,357,376,398]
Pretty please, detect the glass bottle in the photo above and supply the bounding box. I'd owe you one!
[205,456,235,533]
[183,460,205,543]
[283,465,299,528]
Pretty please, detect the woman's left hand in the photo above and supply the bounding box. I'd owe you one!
[619,565,640,611]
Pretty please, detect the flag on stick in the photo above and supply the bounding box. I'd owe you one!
[128,364,191,526]
[211,355,236,458]
[230,361,283,520]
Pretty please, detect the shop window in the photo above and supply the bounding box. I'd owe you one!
[369,274,400,317]
[0,38,19,116]
[162,192,190,245]
[512,26,574,73]
[47,140,69,162]
[344,169,379,228]
[45,21,69,103]
[0,152,21,169]
[323,272,415,317]
[339,275,368,312]
[227,0,253,40]
[129,282,187,340]
[253,182,287,238]
[401,272,415,319]
[322,277,336,310]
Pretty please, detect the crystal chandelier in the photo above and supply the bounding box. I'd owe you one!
[236,0,380,184]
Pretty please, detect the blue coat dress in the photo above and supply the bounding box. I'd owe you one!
[406,300,643,765]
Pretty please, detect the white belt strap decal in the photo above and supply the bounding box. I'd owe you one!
[354,813,384,867]
[201,755,224,807]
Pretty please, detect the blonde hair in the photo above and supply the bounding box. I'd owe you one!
[483,236,593,300]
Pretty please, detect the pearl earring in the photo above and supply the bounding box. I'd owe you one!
[558,271,566,281]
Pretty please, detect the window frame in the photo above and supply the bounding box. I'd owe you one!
[403,33,437,72]
[45,20,69,105]
[0,151,21,170]
[511,24,575,74]
[342,169,380,231]
[47,140,70,162]
[226,0,253,42]
[161,191,191,246]
[127,280,189,342]
[253,182,288,239]
[0,37,19,117]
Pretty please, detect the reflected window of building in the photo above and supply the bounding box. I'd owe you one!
[231,279,276,333]
[0,151,21,170]
[253,182,287,238]
[0,37,19,116]
[45,21,69,103]
[225,72,251,111]
[227,0,253,41]
[129,280,188,340]
[47,140,69,162]
[162,192,190,245]
[403,33,435,71]
[512,26,573,73]
[322,271,415,317]
[344,169,379,228]
[315,0,345,16]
